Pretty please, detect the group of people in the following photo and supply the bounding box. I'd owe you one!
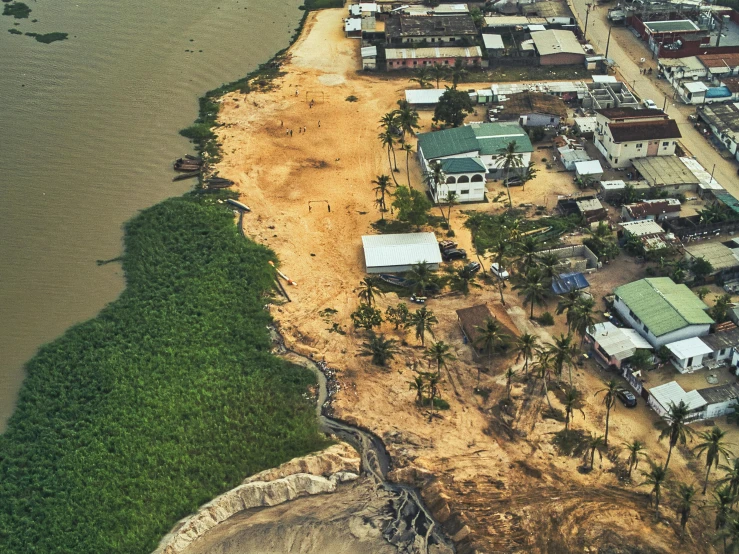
[639,67,653,75]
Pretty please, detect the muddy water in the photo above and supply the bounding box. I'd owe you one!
[0,0,302,429]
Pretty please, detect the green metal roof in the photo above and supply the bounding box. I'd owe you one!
[440,157,486,174]
[714,192,739,215]
[614,277,713,337]
[644,20,699,33]
[417,122,533,160]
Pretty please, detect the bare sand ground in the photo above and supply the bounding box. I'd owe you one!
[214,9,719,552]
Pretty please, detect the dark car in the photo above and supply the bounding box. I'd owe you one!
[464,261,481,274]
[442,248,467,261]
[617,389,637,408]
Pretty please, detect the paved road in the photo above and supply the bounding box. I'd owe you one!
[567,0,738,191]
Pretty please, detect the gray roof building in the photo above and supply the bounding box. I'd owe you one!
[362,233,443,273]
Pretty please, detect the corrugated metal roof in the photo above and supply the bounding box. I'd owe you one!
[701,328,739,351]
[685,242,739,272]
[440,157,486,174]
[345,18,362,32]
[645,20,699,33]
[417,122,532,160]
[482,34,505,49]
[666,337,713,359]
[632,157,697,187]
[385,46,482,60]
[615,277,713,337]
[588,322,652,361]
[530,30,585,57]
[362,233,442,269]
[574,160,603,175]
[620,220,665,237]
[361,46,377,57]
[698,382,739,404]
[650,381,707,411]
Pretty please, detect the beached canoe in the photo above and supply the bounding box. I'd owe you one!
[379,274,411,288]
[172,171,200,181]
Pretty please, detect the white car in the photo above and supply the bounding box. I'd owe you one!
[490,263,509,280]
[643,99,658,109]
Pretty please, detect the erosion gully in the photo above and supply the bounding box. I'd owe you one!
[268,326,455,554]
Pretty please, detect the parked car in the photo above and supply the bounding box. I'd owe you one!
[617,389,637,408]
[465,261,481,274]
[442,248,467,261]
[439,240,457,252]
[687,114,698,122]
[490,263,510,280]
[643,98,658,109]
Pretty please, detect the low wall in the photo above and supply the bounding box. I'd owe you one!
[536,243,601,271]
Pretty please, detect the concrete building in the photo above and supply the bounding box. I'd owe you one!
[530,29,586,66]
[574,160,603,182]
[361,233,443,273]
[697,102,739,161]
[698,53,739,85]
[647,381,707,421]
[385,15,478,46]
[701,327,739,364]
[621,199,681,222]
[361,46,377,70]
[632,156,700,195]
[613,277,713,348]
[581,81,639,111]
[619,220,666,238]
[344,18,363,39]
[697,382,739,419]
[349,3,378,18]
[434,158,488,204]
[496,91,568,127]
[416,122,534,202]
[482,34,505,58]
[385,46,482,71]
[585,321,653,369]
[684,241,739,277]
[594,108,681,169]
[574,116,596,137]
[665,336,714,373]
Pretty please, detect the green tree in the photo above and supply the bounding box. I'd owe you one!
[545,333,578,384]
[563,387,583,432]
[473,317,510,389]
[433,87,474,128]
[429,62,448,89]
[513,268,549,319]
[409,66,432,89]
[427,340,455,378]
[392,185,432,229]
[532,351,555,409]
[493,140,523,208]
[658,400,696,471]
[556,289,581,326]
[712,485,736,533]
[537,251,561,283]
[444,190,458,231]
[595,379,621,447]
[623,439,647,479]
[424,160,448,223]
[673,482,697,537]
[505,367,517,400]
[452,264,478,295]
[710,293,732,323]
[520,161,538,192]
[401,142,414,187]
[451,57,468,88]
[351,303,384,331]
[394,99,421,139]
[378,129,399,181]
[469,6,485,29]
[356,276,385,307]
[696,286,711,301]
[360,334,399,366]
[386,302,410,330]
[372,174,394,219]
[641,460,669,518]
[584,434,606,470]
[408,375,426,405]
[717,457,739,504]
[406,261,435,296]
[491,239,512,305]
[517,235,541,274]
[513,332,539,375]
[691,256,714,282]
[630,349,654,372]
[694,426,734,494]
[409,306,438,346]
[715,516,739,553]
[569,296,596,349]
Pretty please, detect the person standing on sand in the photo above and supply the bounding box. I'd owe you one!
[318,120,321,128]
[290,129,293,137]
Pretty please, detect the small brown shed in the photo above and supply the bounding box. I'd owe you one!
[456,304,519,357]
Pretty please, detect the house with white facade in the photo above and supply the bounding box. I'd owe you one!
[593,108,682,169]
[416,122,534,203]
[702,327,739,365]
[665,337,713,373]
[613,277,713,348]
[585,321,653,369]
[646,380,739,422]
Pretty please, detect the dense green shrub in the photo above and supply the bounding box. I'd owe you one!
[3,2,31,19]
[28,31,68,43]
[0,194,329,553]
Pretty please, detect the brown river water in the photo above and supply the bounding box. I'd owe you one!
[0,0,303,430]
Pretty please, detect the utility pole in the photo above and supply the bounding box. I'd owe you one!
[716,14,725,48]
[662,96,668,112]
[584,3,592,40]
[605,24,612,58]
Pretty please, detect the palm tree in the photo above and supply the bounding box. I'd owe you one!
[545,333,578,384]
[360,334,399,366]
[410,306,437,346]
[406,261,435,297]
[712,485,736,532]
[717,457,739,505]
[378,129,399,181]
[473,317,510,389]
[694,427,734,494]
[408,375,426,405]
[537,252,561,283]
[426,372,441,416]
[516,235,540,274]
[532,350,554,409]
[658,400,696,471]
[563,387,583,432]
[401,143,414,187]
[595,379,620,447]
[409,66,432,89]
[491,239,511,305]
[513,268,549,319]
[584,434,606,470]
[569,297,597,349]
[394,99,420,138]
[356,276,384,308]
[429,62,448,89]
[513,333,539,375]
[556,288,581,323]
[715,516,739,553]
[623,439,647,479]
[452,264,477,295]
[673,482,697,537]
[520,161,538,191]
[372,174,393,219]
[427,340,455,378]
[424,160,446,217]
[443,190,458,230]
[505,367,516,400]
[641,460,668,518]
[451,57,468,88]
[493,140,523,208]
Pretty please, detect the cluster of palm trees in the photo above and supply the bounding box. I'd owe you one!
[407,341,455,416]
[378,100,420,185]
[409,59,469,91]
[492,141,537,209]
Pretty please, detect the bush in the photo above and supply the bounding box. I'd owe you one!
[8,28,21,34]
[179,123,216,142]
[537,312,555,326]
[0,194,329,553]
[3,2,31,19]
[345,95,358,102]
[27,31,68,44]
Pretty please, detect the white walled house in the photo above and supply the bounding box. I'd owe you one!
[593,108,682,169]
[699,383,739,419]
[613,277,713,349]
[416,122,534,203]
[665,337,713,373]
[647,381,707,421]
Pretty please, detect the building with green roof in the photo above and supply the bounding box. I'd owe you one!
[416,122,533,204]
[613,277,713,348]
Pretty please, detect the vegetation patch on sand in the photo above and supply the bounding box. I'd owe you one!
[0,193,329,553]
[2,2,31,19]
[25,31,67,43]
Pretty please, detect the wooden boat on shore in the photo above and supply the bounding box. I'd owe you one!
[174,157,203,171]
[172,171,200,181]
[379,274,411,288]
[226,198,251,212]
[184,154,202,162]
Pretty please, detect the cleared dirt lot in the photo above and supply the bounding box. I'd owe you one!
[214,9,720,552]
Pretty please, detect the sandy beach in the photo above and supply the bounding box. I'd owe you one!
[211,8,720,552]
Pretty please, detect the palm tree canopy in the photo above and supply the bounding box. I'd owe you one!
[473,317,511,356]
[356,276,385,307]
[360,334,399,367]
[658,400,696,447]
[694,426,734,469]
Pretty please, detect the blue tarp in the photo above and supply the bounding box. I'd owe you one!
[552,272,590,295]
[706,86,731,99]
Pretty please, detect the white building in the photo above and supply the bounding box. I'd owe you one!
[361,233,443,273]
[647,381,707,420]
[613,277,713,348]
[665,337,713,373]
[361,46,377,70]
[594,108,681,169]
[586,321,653,369]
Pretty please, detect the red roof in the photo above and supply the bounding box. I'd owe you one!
[608,120,681,142]
[698,53,739,69]
[596,107,666,120]
[723,78,739,93]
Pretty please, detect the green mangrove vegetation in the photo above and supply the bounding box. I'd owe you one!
[0,193,330,553]
[2,2,31,19]
[25,31,68,43]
